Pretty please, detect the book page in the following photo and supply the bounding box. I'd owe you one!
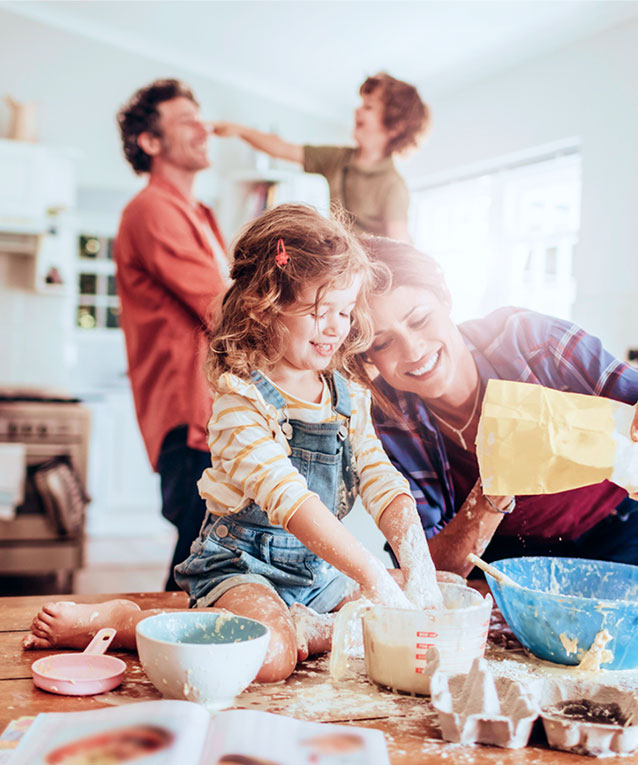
[203,709,390,765]
[9,699,211,764]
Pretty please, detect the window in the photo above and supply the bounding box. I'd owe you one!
[410,145,581,323]
[76,234,120,330]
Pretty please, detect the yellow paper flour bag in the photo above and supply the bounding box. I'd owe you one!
[476,380,638,496]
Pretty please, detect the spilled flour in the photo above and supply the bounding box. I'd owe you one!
[486,639,638,708]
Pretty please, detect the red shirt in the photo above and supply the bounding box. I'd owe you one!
[444,429,625,540]
[114,176,227,469]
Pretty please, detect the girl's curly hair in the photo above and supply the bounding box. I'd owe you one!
[206,204,381,390]
[360,72,430,156]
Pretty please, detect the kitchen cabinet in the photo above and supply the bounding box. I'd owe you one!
[0,138,76,223]
[0,138,77,294]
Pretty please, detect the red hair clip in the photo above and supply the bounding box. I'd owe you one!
[275,238,289,267]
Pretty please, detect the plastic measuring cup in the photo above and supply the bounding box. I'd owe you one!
[31,628,126,696]
[363,583,492,694]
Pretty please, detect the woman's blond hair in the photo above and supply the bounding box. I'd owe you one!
[206,204,379,389]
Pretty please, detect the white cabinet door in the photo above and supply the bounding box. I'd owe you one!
[85,389,162,537]
[0,138,76,224]
[0,140,45,221]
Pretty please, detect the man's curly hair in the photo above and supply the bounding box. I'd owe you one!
[360,72,430,156]
[116,79,198,174]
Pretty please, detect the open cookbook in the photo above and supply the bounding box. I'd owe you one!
[2,699,390,764]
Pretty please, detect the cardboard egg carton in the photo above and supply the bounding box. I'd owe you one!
[427,651,539,748]
[540,687,638,757]
[428,647,638,754]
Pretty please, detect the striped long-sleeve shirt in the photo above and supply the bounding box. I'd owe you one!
[198,372,411,529]
[372,308,638,542]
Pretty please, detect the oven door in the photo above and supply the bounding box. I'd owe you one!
[0,441,86,574]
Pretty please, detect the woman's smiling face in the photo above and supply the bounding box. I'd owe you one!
[368,285,468,401]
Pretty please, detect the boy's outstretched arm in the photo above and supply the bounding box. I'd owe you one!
[378,493,443,608]
[211,121,303,164]
[286,496,411,609]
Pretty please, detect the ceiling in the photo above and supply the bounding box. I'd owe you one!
[4,0,638,121]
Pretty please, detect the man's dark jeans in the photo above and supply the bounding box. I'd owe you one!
[156,426,210,591]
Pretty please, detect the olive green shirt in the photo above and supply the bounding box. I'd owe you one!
[303,145,409,236]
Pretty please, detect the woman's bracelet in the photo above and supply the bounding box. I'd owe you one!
[484,494,516,515]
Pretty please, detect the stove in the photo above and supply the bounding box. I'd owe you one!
[0,392,90,592]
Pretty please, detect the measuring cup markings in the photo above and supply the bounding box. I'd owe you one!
[416,631,437,638]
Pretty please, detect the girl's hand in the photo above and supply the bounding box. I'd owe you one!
[405,570,444,609]
[398,525,444,609]
[360,557,413,610]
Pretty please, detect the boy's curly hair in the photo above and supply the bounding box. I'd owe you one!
[116,79,197,174]
[360,72,430,156]
[206,204,381,390]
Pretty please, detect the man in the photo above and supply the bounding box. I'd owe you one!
[212,73,429,241]
[114,79,229,589]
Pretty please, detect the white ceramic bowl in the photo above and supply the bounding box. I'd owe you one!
[136,611,270,710]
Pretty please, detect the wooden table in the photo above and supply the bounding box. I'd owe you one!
[0,588,588,763]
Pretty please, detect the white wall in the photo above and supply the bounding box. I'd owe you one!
[402,19,638,360]
[0,8,346,199]
[0,7,346,391]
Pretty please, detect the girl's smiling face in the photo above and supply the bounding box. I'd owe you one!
[274,276,362,378]
[368,285,470,402]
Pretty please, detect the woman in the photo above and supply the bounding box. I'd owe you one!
[355,237,638,577]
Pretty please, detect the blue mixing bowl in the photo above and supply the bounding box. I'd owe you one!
[485,557,638,670]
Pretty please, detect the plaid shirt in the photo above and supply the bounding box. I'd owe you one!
[372,308,638,541]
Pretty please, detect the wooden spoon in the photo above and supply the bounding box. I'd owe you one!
[467,553,520,588]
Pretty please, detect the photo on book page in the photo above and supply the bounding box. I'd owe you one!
[7,701,209,765]
[203,708,389,765]
[6,700,390,765]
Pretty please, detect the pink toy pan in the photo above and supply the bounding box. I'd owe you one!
[31,628,126,696]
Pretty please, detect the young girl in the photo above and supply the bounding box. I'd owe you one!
[23,204,441,683]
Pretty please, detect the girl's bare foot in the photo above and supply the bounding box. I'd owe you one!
[22,599,143,651]
[290,603,335,662]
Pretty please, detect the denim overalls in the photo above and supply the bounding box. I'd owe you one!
[174,370,359,613]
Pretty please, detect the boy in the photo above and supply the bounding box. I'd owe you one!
[213,73,429,241]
